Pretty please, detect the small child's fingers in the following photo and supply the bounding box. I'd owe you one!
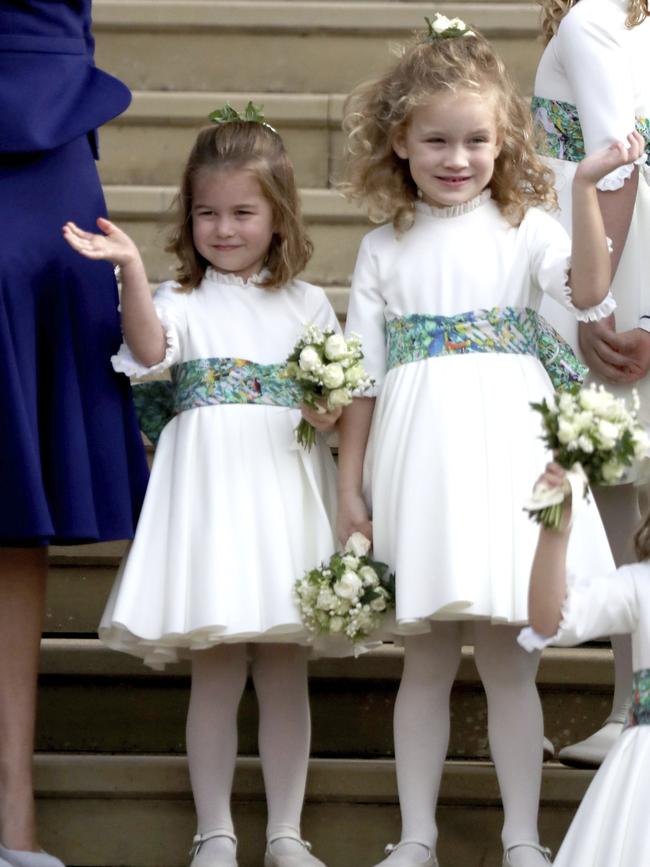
[96,216,117,235]
[63,221,95,241]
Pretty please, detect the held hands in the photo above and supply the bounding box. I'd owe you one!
[63,217,141,268]
[300,401,342,433]
[574,130,646,187]
[337,491,373,547]
[579,316,650,384]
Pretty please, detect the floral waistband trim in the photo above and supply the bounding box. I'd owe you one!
[131,357,301,446]
[532,96,650,164]
[385,306,587,392]
[626,668,650,728]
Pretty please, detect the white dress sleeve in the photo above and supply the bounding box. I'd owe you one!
[111,281,186,377]
[306,284,342,335]
[344,233,387,395]
[526,208,616,321]
[556,10,642,191]
[519,563,641,651]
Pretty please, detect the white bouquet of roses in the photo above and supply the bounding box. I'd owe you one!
[294,532,395,650]
[283,324,374,449]
[525,385,650,529]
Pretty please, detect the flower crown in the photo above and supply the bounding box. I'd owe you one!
[208,100,277,133]
[423,13,475,41]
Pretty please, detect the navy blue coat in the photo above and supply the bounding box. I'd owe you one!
[0,0,131,154]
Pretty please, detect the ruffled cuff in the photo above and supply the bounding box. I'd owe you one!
[111,306,180,377]
[517,571,588,653]
[563,286,617,322]
[517,626,555,652]
[596,153,648,192]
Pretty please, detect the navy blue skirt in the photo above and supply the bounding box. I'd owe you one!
[0,134,149,545]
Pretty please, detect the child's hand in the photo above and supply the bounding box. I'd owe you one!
[337,492,373,547]
[534,462,572,531]
[63,217,140,268]
[301,401,342,433]
[575,130,646,187]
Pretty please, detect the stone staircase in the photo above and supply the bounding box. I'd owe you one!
[37,2,613,864]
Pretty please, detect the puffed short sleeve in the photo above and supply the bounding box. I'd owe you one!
[525,208,616,321]
[344,233,387,395]
[519,563,641,652]
[111,281,187,377]
[556,10,641,190]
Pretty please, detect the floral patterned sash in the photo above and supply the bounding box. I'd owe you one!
[626,669,650,728]
[532,96,650,163]
[385,306,586,392]
[131,357,301,446]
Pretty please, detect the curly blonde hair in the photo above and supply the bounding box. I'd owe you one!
[341,27,556,233]
[540,0,648,43]
[167,122,312,292]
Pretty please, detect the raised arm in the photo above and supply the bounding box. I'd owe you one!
[63,217,166,367]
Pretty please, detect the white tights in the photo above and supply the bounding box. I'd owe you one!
[186,643,311,860]
[385,622,545,867]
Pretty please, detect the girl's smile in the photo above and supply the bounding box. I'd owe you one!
[191,167,275,280]
[393,90,502,209]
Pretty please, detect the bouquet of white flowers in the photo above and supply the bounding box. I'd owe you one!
[283,324,374,449]
[525,385,650,529]
[294,533,395,650]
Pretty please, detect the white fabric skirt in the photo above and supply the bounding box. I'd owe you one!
[99,403,339,669]
[553,726,650,866]
[364,353,613,629]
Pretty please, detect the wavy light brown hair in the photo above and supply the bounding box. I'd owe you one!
[341,26,556,233]
[167,122,312,291]
[540,0,648,43]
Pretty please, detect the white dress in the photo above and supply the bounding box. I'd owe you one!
[100,268,340,669]
[535,0,650,425]
[519,562,650,866]
[344,192,614,629]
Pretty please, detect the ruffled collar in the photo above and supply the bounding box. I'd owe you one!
[415,189,491,219]
[203,266,271,287]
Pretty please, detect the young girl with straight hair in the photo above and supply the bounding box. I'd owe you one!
[64,112,340,867]
[533,0,650,767]
[337,17,643,867]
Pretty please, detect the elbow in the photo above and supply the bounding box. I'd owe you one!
[528,612,560,639]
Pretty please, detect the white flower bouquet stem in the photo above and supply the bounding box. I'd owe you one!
[282,324,374,450]
[294,532,395,650]
[525,385,650,529]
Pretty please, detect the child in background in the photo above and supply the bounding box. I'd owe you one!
[64,109,340,867]
[337,15,643,867]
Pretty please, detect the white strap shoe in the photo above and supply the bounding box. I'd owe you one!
[189,829,238,867]
[373,840,438,867]
[503,842,552,866]
[264,834,326,867]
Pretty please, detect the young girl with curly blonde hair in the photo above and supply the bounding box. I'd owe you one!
[533,0,650,768]
[337,16,644,867]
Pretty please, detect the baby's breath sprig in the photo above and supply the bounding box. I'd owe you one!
[423,13,475,41]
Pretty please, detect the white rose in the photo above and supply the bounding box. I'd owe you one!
[334,570,363,600]
[597,419,620,450]
[324,334,348,361]
[579,387,601,412]
[448,17,466,30]
[574,411,594,432]
[327,387,352,408]
[359,565,379,587]
[345,532,372,557]
[299,346,321,372]
[329,616,345,633]
[341,554,360,570]
[601,459,624,484]
[336,598,351,615]
[577,434,594,454]
[432,13,452,32]
[558,392,576,415]
[557,418,579,445]
[322,363,345,389]
[370,595,387,612]
[344,364,367,388]
[316,588,337,611]
[356,610,375,631]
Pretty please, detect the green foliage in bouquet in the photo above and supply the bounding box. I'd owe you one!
[294,534,395,646]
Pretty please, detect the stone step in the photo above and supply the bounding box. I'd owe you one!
[102,184,366,287]
[93,2,543,95]
[37,638,614,756]
[100,92,343,188]
[35,753,589,867]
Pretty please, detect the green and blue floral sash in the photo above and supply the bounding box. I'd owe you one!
[532,96,650,163]
[385,307,586,392]
[626,669,650,728]
[131,357,301,446]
